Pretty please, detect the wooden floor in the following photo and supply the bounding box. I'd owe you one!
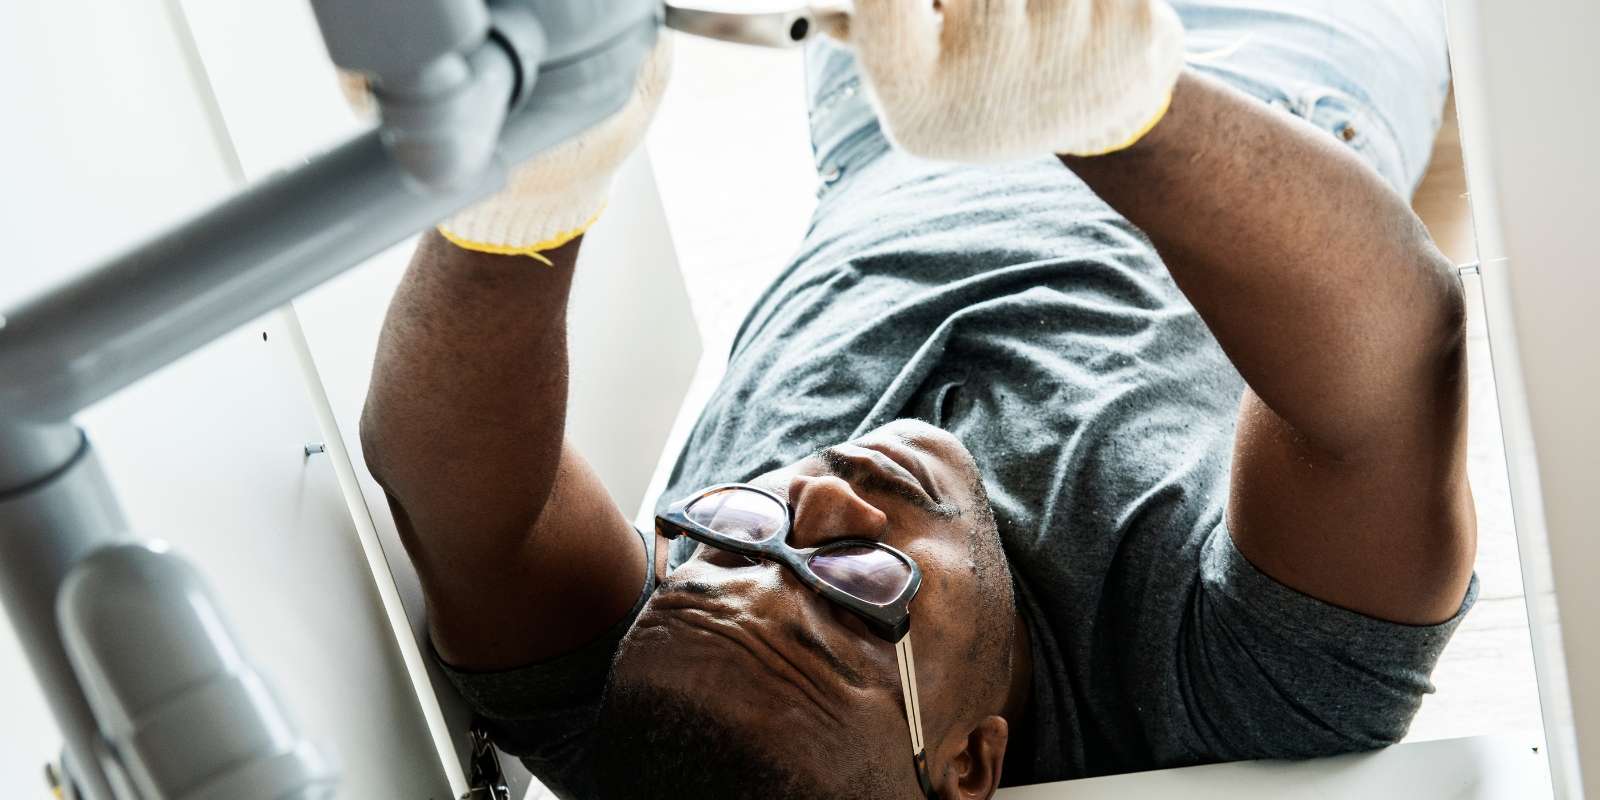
[645,39,1545,748]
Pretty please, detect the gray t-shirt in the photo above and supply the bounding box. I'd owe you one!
[442,144,1475,796]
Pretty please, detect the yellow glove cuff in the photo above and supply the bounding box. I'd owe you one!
[437,203,606,265]
[435,36,672,264]
[1062,89,1174,158]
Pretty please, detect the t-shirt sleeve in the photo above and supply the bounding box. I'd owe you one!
[432,527,656,799]
[1160,523,1476,762]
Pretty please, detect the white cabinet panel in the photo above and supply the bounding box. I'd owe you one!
[75,316,451,797]
[0,0,241,793]
[998,735,1551,799]
[1446,1,1600,794]
[0,0,454,795]
[0,1,235,305]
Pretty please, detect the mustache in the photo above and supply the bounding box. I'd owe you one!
[653,576,882,691]
[657,578,730,600]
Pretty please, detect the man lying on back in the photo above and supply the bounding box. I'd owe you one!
[361,1,1475,796]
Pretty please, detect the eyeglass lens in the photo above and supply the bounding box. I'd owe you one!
[809,544,914,605]
[685,488,786,543]
[687,487,914,606]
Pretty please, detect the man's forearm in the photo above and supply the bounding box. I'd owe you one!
[1064,71,1464,456]
[361,233,653,667]
[362,232,580,563]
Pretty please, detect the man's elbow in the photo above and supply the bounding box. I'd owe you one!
[1418,249,1470,401]
[358,397,401,494]
[1428,242,1468,336]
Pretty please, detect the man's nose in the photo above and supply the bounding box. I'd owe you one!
[786,474,889,548]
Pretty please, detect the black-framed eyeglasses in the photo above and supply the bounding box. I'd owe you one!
[657,483,938,799]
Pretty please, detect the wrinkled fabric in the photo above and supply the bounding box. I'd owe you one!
[441,2,1470,794]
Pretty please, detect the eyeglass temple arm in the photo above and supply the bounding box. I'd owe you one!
[896,635,935,796]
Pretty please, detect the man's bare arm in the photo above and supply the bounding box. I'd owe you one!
[1064,71,1475,624]
[361,233,645,670]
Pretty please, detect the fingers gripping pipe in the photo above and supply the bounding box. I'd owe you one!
[309,0,542,190]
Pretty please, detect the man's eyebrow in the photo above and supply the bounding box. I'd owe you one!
[785,620,892,691]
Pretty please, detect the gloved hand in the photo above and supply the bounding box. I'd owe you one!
[441,37,672,262]
[342,37,672,263]
[824,0,1184,162]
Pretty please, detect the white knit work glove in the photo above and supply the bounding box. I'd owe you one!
[342,38,672,262]
[825,0,1185,162]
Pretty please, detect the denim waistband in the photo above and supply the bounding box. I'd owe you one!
[804,41,889,197]
[803,0,1450,198]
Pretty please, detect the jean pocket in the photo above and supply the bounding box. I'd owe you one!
[1289,86,1411,194]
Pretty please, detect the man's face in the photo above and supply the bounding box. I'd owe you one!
[610,418,1000,790]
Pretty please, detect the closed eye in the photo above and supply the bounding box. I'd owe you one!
[693,541,763,569]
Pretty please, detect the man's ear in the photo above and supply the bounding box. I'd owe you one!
[937,715,1009,799]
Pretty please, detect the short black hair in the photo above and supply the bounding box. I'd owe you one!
[592,679,901,799]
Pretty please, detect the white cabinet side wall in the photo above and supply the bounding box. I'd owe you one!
[1447,1,1600,796]
[0,0,240,790]
[0,0,454,796]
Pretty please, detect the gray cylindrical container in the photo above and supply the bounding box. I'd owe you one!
[57,541,337,800]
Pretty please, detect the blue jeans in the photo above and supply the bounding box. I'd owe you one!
[805,0,1451,198]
